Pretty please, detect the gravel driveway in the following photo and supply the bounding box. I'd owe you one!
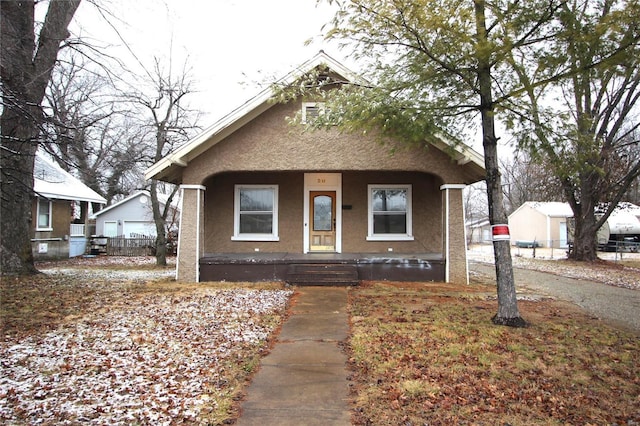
[471,261,640,333]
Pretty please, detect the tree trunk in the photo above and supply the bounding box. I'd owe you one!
[150,181,167,266]
[0,124,39,275]
[572,216,599,261]
[562,162,601,261]
[474,0,526,327]
[0,0,80,275]
[568,191,599,261]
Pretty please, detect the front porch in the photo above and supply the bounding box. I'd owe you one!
[199,252,445,285]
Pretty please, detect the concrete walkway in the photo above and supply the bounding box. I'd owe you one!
[235,287,352,426]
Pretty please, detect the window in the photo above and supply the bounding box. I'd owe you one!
[367,184,413,241]
[232,185,279,241]
[37,199,52,230]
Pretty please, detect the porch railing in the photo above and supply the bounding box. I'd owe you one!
[69,223,85,236]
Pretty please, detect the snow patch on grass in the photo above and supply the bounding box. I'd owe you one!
[0,289,292,425]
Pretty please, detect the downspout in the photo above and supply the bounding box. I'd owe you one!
[176,192,185,281]
[462,189,469,285]
[196,188,202,281]
[444,187,451,283]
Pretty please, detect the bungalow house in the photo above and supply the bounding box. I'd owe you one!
[92,190,180,238]
[508,202,574,248]
[32,151,107,259]
[145,52,485,284]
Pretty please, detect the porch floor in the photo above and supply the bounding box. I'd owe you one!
[199,252,446,284]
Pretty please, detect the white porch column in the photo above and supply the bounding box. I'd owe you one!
[440,184,468,284]
[176,184,206,282]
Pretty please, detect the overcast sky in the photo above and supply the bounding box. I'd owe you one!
[71,0,347,121]
[64,0,499,156]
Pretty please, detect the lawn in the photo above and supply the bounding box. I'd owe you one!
[0,265,292,425]
[347,280,640,425]
[2,257,639,425]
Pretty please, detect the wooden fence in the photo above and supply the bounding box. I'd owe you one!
[106,236,156,256]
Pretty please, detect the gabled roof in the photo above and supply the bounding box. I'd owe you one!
[510,201,574,218]
[145,51,485,184]
[92,190,178,218]
[34,151,106,204]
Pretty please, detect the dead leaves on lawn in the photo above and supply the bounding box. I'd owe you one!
[348,281,640,426]
[1,271,291,425]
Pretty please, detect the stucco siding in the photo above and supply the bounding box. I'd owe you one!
[176,187,204,282]
[203,172,304,253]
[31,199,70,239]
[182,102,476,186]
[341,171,443,253]
[202,171,443,255]
[445,187,468,283]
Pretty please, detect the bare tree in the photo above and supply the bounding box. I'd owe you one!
[506,0,640,261]
[1,0,81,275]
[501,152,563,214]
[42,53,146,208]
[130,58,200,266]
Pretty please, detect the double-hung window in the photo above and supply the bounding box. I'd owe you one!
[367,184,413,241]
[36,198,52,231]
[232,185,279,241]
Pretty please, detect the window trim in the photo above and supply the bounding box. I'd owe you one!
[36,198,53,231]
[366,184,413,241]
[232,184,279,241]
[301,102,326,124]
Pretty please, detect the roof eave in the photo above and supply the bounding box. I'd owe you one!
[144,51,363,183]
[38,191,107,205]
[427,136,486,183]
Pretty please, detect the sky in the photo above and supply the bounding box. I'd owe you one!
[71,0,347,122]
[64,0,500,156]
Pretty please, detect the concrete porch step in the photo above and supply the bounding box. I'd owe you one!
[286,263,359,286]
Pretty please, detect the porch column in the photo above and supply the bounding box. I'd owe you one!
[441,184,468,284]
[176,184,206,282]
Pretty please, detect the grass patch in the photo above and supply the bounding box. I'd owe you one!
[348,281,640,425]
[1,272,291,425]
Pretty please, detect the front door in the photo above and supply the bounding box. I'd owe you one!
[309,191,336,252]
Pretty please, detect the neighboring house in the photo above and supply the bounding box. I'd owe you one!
[145,51,486,284]
[32,151,107,259]
[92,190,180,238]
[466,217,492,244]
[508,202,574,248]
